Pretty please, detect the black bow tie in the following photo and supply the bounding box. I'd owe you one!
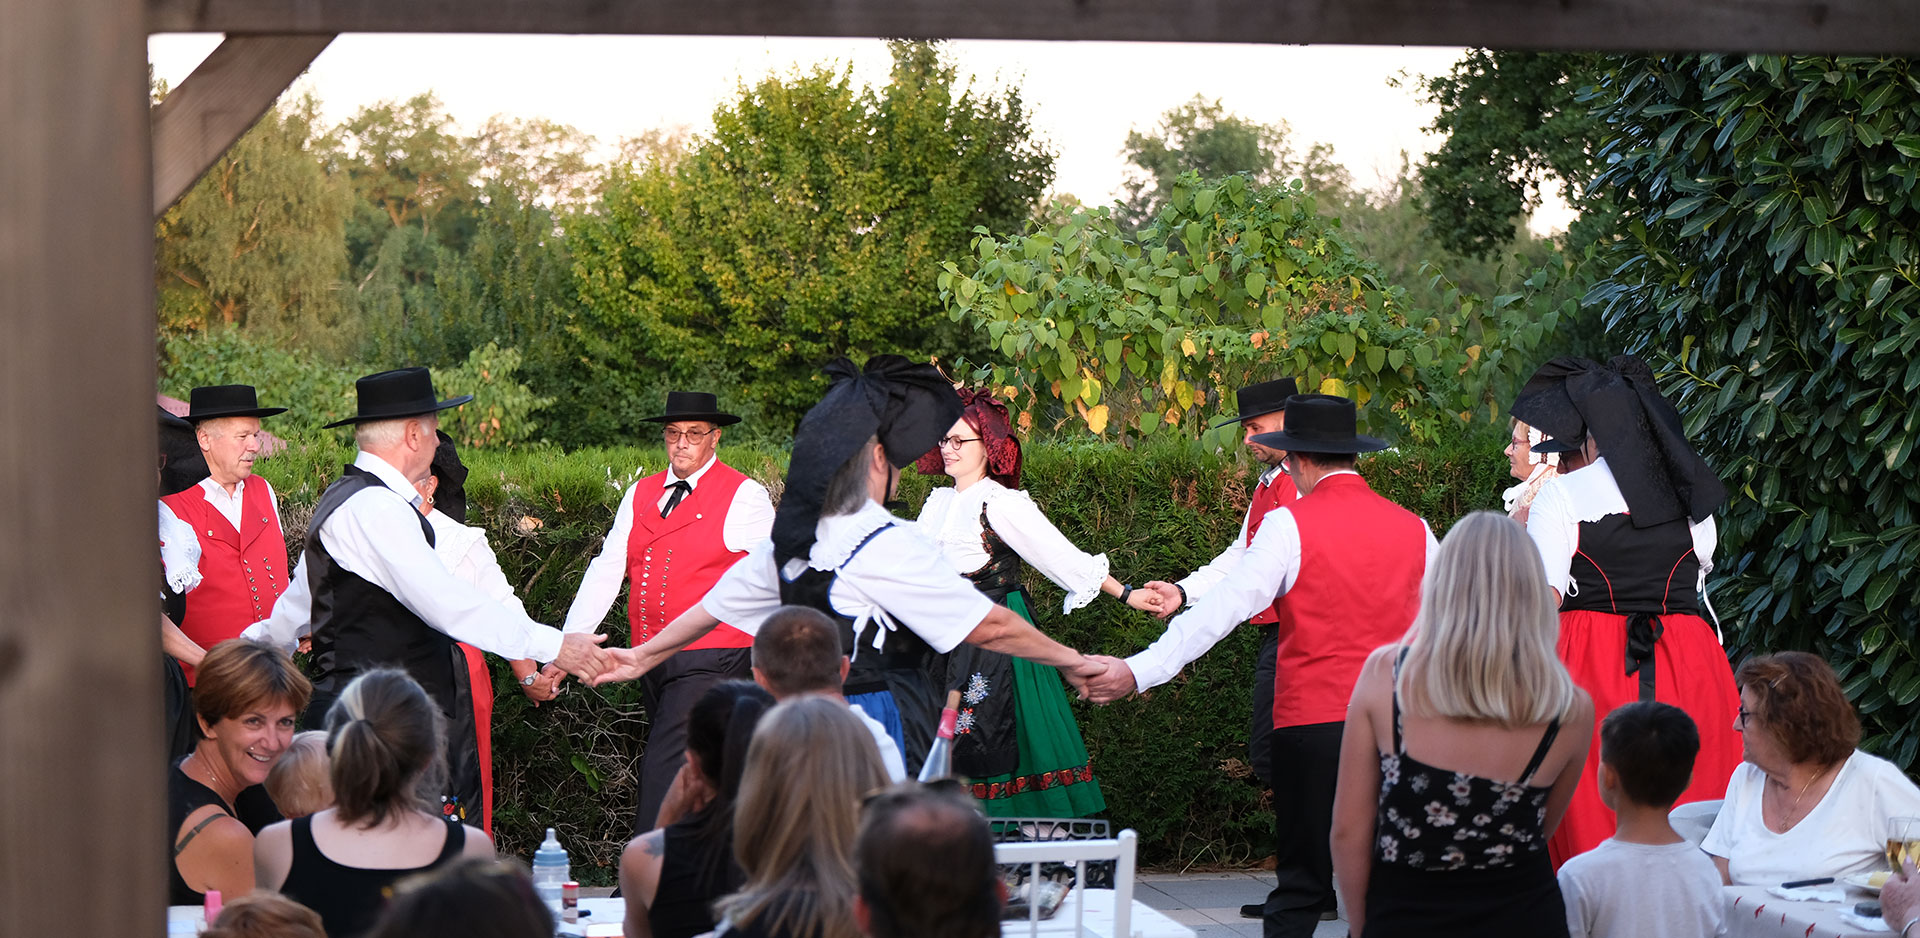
[662,480,692,518]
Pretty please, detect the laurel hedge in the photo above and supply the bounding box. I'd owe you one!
[257,429,1506,881]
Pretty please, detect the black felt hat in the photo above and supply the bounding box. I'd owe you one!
[322,367,473,429]
[1210,377,1300,428]
[183,385,287,421]
[1250,394,1388,454]
[639,391,741,427]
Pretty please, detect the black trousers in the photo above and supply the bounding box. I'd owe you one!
[1263,721,1344,938]
[633,646,751,836]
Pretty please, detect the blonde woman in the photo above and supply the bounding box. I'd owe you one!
[714,697,891,938]
[1331,512,1594,937]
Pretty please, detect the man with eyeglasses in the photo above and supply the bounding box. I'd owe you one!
[561,390,774,834]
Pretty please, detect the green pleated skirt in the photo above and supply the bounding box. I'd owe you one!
[967,590,1106,818]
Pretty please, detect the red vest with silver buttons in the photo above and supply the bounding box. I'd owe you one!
[626,463,754,649]
[1270,473,1426,728]
[1244,471,1299,625]
[160,479,289,683]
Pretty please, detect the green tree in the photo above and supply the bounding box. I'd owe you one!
[154,94,353,350]
[1579,54,1920,771]
[566,40,1055,440]
[1119,96,1350,230]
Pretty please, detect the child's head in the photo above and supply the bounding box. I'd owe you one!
[1598,701,1700,812]
[266,730,334,818]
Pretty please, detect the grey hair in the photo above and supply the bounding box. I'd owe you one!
[354,415,430,451]
[821,436,880,518]
[1396,511,1578,726]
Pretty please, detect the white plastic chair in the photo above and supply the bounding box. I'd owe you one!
[994,828,1138,938]
[1669,798,1723,847]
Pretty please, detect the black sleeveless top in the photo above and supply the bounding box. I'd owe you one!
[1560,513,1701,615]
[167,760,283,905]
[304,466,451,723]
[649,814,741,938]
[279,814,466,938]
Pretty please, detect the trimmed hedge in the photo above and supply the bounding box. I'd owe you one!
[257,431,1507,881]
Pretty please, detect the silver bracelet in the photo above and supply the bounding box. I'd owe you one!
[1902,916,1920,938]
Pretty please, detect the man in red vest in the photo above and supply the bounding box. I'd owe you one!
[159,385,290,684]
[1089,394,1437,938]
[562,391,774,834]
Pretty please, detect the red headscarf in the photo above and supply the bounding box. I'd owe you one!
[914,388,1023,489]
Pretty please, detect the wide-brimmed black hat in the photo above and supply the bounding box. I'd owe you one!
[1210,377,1300,428]
[1250,394,1388,454]
[640,391,741,427]
[322,367,472,428]
[183,385,286,422]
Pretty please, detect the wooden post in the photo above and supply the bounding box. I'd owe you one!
[0,0,159,937]
[152,34,336,217]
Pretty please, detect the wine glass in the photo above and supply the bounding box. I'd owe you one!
[1887,816,1920,871]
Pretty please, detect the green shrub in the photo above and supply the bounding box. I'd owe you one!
[259,430,1504,880]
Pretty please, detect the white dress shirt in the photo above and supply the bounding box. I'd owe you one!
[1178,464,1290,600]
[701,501,992,657]
[1125,471,1439,692]
[425,509,527,617]
[1525,456,1717,598]
[561,456,775,633]
[195,475,281,533]
[916,479,1109,615]
[244,451,564,662]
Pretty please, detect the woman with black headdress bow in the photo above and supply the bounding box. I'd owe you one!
[913,389,1160,816]
[1510,355,1741,867]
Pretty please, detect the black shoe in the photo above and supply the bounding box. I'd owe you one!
[1240,903,1263,919]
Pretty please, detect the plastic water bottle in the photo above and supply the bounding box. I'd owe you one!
[917,689,963,782]
[532,827,570,914]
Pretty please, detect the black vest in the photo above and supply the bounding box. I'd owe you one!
[305,466,454,716]
[1561,514,1701,615]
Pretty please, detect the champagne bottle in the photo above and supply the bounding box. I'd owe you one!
[917,689,963,782]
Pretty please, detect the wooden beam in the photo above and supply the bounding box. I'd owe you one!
[152,34,334,217]
[148,0,1920,55]
[0,0,159,937]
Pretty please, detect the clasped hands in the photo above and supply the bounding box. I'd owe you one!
[1064,654,1139,705]
[537,633,660,694]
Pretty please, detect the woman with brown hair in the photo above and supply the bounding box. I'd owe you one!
[712,696,892,938]
[255,669,493,937]
[1702,651,1920,884]
[169,639,312,906]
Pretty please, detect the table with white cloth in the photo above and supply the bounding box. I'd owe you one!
[1724,884,1886,937]
[999,888,1196,938]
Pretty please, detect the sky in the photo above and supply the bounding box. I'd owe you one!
[146,35,1569,229]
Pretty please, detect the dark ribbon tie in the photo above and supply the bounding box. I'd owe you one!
[661,480,691,518]
[1624,613,1665,702]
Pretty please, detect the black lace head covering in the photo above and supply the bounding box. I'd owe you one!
[428,430,470,524]
[159,406,210,497]
[772,356,962,565]
[1511,355,1725,528]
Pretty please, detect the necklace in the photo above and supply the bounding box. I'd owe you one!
[1771,762,1831,831]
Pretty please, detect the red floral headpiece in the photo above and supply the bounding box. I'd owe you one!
[914,387,1023,488]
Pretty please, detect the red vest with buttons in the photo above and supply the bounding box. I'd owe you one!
[626,463,754,650]
[1243,471,1299,625]
[160,479,289,684]
[1270,473,1426,728]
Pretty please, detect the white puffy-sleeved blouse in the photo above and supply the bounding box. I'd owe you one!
[915,479,1110,615]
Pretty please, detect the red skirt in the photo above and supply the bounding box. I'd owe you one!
[457,642,495,837]
[1548,609,1741,867]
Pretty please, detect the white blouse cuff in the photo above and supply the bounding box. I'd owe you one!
[1059,552,1111,615]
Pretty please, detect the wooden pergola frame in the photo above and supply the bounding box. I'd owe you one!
[2,2,1915,934]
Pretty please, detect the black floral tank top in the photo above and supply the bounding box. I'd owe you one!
[1374,651,1561,871]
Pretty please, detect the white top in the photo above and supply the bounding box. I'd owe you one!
[562,456,774,633]
[1558,838,1728,938]
[194,475,282,532]
[1701,750,1920,884]
[1177,465,1289,600]
[701,501,992,657]
[916,479,1110,615]
[850,702,908,783]
[159,501,203,596]
[1124,471,1439,692]
[424,509,527,617]
[242,451,565,662]
[1526,457,1718,598]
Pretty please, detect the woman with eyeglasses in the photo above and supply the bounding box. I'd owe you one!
[1700,651,1920,885]
[1499,419,1559,524]
[911,389,1157,817]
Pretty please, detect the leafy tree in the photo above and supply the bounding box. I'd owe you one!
[1119,96,1350,230]
[154,94,353,350]
[566,40,1055,439]
[1579,54,1920,771]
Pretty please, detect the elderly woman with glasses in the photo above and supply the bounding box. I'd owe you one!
[911,388,1160,817]
[1701,651,1920,885]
